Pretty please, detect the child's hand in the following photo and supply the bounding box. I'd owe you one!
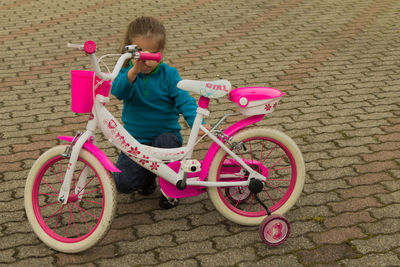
[127,60,147,83]
[199,124,211,136]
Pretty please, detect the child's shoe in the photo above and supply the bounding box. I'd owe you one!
[159,194,179,209]
[138,177,156,195]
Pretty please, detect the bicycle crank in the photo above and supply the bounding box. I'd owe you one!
[248,178,271,216]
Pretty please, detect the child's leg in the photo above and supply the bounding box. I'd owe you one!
[139,133,182,195]
[113,152,149,194]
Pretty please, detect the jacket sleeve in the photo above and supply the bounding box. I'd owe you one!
[111,67,135,100]
[168,68,198,128]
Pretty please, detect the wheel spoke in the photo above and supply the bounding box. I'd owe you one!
[59,161,64,182]
[263,187,276,205]
[45,204,65,223]
[270,166,292,172]
[249,142,254,164]
[72,165,87,190]
[262,145,277,163]
[247,194,255,212]
[79,198,102,205]
[65,205,72,237]
[263,181,285,194]
[71,203,99,219]
[54,204,65,231]
[79,187,101,196]
[39,192,58,197]
[77,204,91,232]
[50,166,63,184]
[76,176,96,196]
[270,155,287,170]
[40,201,60,209]
[41,178,59,194]
[67,204,80,237]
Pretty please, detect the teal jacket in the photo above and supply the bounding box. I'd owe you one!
[111,63,198,143]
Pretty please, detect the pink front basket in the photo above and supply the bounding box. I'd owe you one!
[70,70,111,113]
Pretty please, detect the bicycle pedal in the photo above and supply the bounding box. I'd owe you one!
[180,160,201,173]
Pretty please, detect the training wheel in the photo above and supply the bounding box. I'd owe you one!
[259,214,290,246]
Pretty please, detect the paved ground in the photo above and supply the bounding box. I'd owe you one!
[1,0,399,266]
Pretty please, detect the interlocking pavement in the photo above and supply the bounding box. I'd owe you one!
[1,0,399,266]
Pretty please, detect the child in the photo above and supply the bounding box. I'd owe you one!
[112,16,206,209]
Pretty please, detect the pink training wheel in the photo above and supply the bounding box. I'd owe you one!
[83,40,96,54]
[259,214,290,246]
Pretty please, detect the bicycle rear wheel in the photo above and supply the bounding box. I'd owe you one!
[207,127,305,226]
[24,145,117,253]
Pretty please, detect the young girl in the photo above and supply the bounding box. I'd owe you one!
[112,17,207,209]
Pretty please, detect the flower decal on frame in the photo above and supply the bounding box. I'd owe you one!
[150,162,159,171]
[139,155,150,165]
[127,146,141,157]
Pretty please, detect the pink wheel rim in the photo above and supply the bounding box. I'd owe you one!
[217,136,297,217]
[31,155,105,243]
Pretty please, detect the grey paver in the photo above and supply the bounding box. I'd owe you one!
[1,0,400,265]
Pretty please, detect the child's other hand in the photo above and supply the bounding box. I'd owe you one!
[127,60,149,83]
[199,124,211,136]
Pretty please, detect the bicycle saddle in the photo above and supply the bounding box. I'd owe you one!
[177,80,232,99]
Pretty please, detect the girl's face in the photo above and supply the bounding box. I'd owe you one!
[131,36,163,74]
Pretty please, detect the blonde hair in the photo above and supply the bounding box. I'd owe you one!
[120,16,166,67]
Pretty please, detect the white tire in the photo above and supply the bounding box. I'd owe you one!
[207,127,305,226]
[24,145,116,253]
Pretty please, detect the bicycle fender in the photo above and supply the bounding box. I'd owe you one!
[58,136,121,173]
[199,114,264,180]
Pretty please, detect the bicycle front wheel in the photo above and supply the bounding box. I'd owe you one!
[24,145,117,253]
[207,127,305,226]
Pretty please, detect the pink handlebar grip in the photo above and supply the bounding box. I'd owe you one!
[138,51,162,62]
[83,40,96,54]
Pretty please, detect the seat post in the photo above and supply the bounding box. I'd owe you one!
[198,96,210,109]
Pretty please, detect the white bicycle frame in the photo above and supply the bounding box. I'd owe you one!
[58,51,265,204]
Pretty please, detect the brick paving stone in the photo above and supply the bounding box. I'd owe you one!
[240,254,302,267]
[339,252,400,267]
[297,244,359,265]
[96,251,158,266]
[351,232,400,254]
[308,226,367,245]
[155,259,199,267]
[2,0,400,265]
[354,161,398,174]
[15,244,55,260]
[157,240,216,261]
[0,248,15,264]
[324,211,376,228]
[55,244,115,265]
[134,219,191,237]
[117,235,175,254]
[337,184,388,199]
[345,172,394,186]
[328,197,383,213]
[376,190,400,205]
[98,228,136,246]
[197,246,258,266]
[173,225,231,243]
[369,204,400,219]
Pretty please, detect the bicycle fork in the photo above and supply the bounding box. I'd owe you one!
[58,131,93,204]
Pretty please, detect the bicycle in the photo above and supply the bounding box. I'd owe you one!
[24,40,305,253]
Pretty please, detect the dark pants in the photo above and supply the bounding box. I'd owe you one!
[113,133,182,194]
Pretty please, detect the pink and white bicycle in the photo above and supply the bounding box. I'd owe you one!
[24,41,305,253]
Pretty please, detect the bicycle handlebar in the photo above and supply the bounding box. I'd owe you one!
[67,40,162,81]
[137,51,161,62]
